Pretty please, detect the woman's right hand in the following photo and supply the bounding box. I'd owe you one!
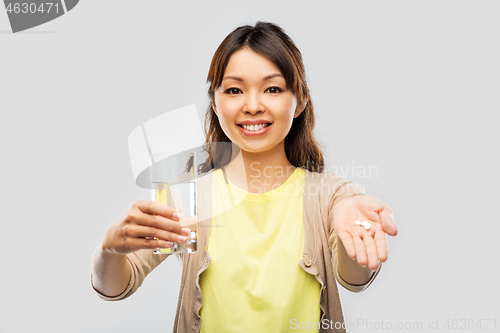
[101,200,191,255]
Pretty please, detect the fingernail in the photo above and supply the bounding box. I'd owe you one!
[181,227,191,236]
[172,212,179,220]
[177,235,187,243]
[165,241,173,248]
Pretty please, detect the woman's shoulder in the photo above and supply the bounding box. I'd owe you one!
[302,167,361,201]
[302,167,344,183]
[198,168,217,178]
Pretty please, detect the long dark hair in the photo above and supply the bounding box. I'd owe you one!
[193,21,325,175]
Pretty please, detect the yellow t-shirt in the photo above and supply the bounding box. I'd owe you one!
[199,167,321,333]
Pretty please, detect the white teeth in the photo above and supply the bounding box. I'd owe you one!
[242,123,269,131]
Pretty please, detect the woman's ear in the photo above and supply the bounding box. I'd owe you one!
[294,100,308,118]
[212,102,218,116]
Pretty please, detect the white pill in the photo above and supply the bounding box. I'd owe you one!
[361,220,369,227]
[364,223,372,230]
[355,220,362,226]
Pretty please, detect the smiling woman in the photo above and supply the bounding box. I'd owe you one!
[201,23,318,173]
[213,48,302,156]
[90,21,397,333]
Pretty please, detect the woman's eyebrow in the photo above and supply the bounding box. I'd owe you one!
[263,73,284,81]
[222,73,284,82]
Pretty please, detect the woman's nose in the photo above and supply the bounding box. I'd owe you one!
[243,91,264,114]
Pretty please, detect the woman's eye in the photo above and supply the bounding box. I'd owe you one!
[266,86,282,94]
[225,88,241,94]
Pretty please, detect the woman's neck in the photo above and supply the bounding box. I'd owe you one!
[223,143,296,194]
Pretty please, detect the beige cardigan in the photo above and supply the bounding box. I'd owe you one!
[93,168,381,332]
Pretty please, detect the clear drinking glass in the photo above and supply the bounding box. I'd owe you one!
[151,152,197,254]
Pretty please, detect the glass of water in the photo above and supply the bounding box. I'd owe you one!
[151,152,198,254]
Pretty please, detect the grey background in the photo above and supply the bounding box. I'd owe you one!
[1,1,498,332]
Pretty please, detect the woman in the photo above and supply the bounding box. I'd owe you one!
[91,21,398,332]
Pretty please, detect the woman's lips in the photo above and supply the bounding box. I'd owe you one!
[237,123,272,136]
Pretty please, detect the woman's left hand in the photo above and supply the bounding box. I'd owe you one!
[333,195,398,271]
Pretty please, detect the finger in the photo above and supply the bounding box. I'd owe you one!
[127,209,189,235]
[362,235,379,271]
[123,236,174,251]
[377,205,398,236]
[374,229,389,262]
[135,214,189,236]
[122,223,189,244]
[336,229,356,259]
[352,235,368,267]
[134,200,179,221]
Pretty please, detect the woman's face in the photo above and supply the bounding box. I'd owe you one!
[213,48,304,155]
